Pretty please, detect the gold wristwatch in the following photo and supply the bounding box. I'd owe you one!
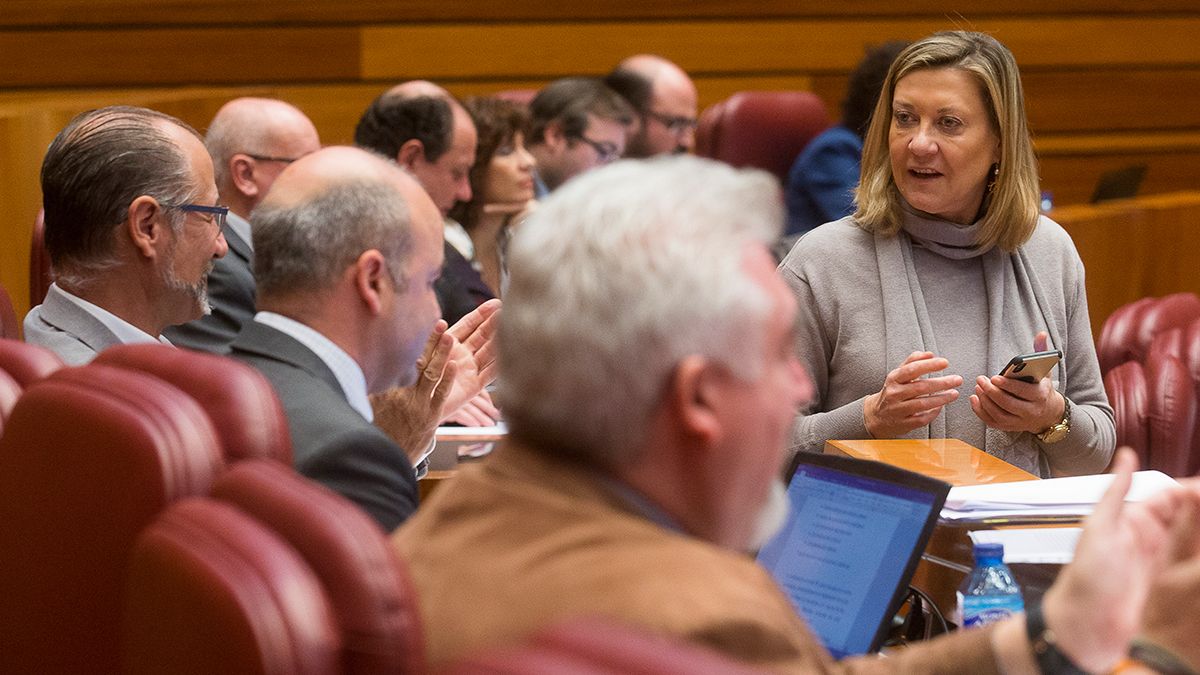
[1037,397,1071,443]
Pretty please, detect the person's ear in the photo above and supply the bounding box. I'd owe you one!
[544,121,569,152]
[669,355,725,446]
[229,154,259,199]
[353,249,389,316]
[126,195,168,259]
[396,139,426,170]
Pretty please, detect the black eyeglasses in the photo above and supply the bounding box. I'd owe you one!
[167,203,229,229]
[646,111,699,135]
[571,135,621,164]
[243,153,301,164]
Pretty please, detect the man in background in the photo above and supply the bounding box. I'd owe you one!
[26,106,228,364]
[525,77,633,196]
[605,55,699,157]
[165,97,321,353]
[231,146,498,531]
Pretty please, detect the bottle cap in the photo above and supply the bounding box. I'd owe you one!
[973,542,1004,560]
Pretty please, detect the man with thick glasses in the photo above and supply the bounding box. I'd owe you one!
[25,106,228,365]
[606,54,699,157]
[165,97,321,354]
[526,77,633,196]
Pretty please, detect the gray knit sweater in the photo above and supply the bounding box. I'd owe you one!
[778,215,1115,477]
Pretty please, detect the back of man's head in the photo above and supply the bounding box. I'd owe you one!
[40,105,201,285]
[497,155,781,465]
[354,93,454,164]
[204,97,321,214]
[252,147,414,303]
[528,78,633,147]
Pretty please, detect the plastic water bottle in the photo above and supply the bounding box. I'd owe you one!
[958,542,1024,628]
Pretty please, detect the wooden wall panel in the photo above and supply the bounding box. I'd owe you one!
[4,0,1198,26]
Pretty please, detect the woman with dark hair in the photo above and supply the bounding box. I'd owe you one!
[780,31,1114,477]
[446,97,537,303]
[784,41,909,236]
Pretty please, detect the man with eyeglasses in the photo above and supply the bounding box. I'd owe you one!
[606,54,699,157]
[25,106,229,365]
[165,97,321,354]
[526,77,634,196]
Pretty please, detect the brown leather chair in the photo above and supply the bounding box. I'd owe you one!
[94,343,293,464]
[0,337,64,387]
[211,460,426,674]
[30,208,53,307]
[0,282,19,340]
[440,617,768,674]
[123,499,341,675]
[1097,292,1200,375]
[0,364,224,673]
[695,91,831,183]
[1104,350,1197,476]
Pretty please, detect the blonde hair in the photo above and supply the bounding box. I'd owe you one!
[854,31,1040,251]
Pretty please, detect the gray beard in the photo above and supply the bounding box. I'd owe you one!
[162,262,213,316]
[746,479,790,552]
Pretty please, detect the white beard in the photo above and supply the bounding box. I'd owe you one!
[746,479,790,552]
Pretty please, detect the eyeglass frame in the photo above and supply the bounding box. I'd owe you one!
[645,110,699,135]
[569,134,621,164]
[165,203,230,229]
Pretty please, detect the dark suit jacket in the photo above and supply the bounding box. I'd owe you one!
[230,320,419,531]
[435,241,495,326]
[164,217,256,354]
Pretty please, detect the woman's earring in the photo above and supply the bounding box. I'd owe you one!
[986,163,1000,195]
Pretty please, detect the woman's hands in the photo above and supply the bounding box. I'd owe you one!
[970,332,1064,435]
[863,351,963,438]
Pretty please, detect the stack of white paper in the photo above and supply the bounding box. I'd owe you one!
[969,528,1082,564]
[940,470,1178,522]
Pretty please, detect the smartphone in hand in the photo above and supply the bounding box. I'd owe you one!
[999,349,1062,383]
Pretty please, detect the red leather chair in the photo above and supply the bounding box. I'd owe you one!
[94,343,292,464]
[0,369,20,432]
[695,91,831,183]
[0,337,64,387]
[123,499,341,675]
[0,364,224,673]
[1098,292,1200,375]
[211,460,426,674]
[491,88,538,107]
[30,208,53,307]
[0,282,18,340]
[1104,351,1197,476]
[441,618,768,674]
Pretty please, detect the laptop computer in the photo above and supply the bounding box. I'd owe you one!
[756,452,950,659]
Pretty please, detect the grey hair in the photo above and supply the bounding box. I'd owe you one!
[252,178,413,297]
[40,106,201,289]
[497,155,782,465]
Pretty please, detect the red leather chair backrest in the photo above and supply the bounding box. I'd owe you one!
[695,91,831,182]
[30,208,53,307]
[1098,293,1200,375]
[95,342,293,464]
[0,337,62,387]
[491,89,538,107]
[1104,351,1197,476]
[212,459,425,674]
[0,282,18,340]
[0,365,223,673]
[123,499,341,675]
[0,369,20,432]
[1149,317,1200,466]
[441,617,767,674]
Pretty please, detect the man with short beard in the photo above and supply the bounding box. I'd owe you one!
[25,106,228,365]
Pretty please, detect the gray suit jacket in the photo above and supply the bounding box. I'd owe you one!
[229,320,419,532]
[164,218,255,354]
[23,284,125,365]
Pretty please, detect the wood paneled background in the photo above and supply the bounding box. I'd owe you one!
[3,2,1199,317]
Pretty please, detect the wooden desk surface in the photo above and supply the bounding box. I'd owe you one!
[824,438,1039,486]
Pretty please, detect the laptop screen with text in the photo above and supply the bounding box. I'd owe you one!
[756,453,949,659]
